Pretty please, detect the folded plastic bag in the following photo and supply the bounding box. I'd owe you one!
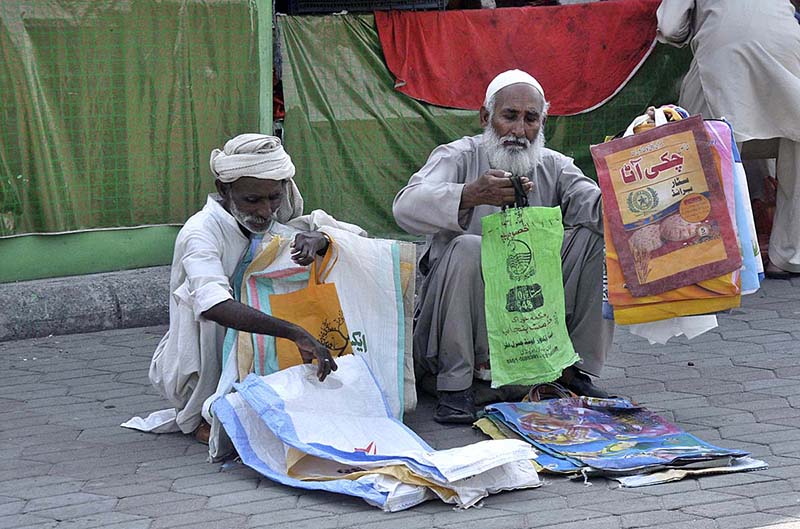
[214,356,540,510]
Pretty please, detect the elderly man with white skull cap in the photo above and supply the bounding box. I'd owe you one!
[147,134,344,442]
[393,70,613,423]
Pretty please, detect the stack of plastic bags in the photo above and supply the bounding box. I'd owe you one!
[593,106,763,343]
[213,355,542,511]
[475,396,767,488]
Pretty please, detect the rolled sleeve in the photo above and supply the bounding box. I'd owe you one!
[173,234,234,319]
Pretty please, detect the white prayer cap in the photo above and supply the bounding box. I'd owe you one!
[210,134,295,183]
[484,70,545,108]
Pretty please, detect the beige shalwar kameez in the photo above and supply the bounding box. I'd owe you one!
[393,134,613,392]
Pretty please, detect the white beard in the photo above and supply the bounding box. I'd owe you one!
[483,126,545,177]
[229,200,274,234]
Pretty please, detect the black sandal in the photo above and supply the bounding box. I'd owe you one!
[434,390,477,424]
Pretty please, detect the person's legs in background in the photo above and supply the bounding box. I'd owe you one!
[767,139,800,277]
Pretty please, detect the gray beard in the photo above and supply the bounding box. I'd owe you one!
[483,126,545,177]
[229,200,274,235]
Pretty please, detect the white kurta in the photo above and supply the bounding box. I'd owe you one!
[657,0,800,143]
[148,195,249,434]
[125,199,370,436]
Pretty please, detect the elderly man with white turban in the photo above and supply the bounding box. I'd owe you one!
[146,134,342,441]
[393,70,613,423]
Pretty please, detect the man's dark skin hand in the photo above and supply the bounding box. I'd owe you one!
[203,230,335,381]
[203,300,337,381]
[291,231,330,266]
[460,170,534,210]
[211,175,337,381]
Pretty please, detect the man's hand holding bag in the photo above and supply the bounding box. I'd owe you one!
[269,234,354,370]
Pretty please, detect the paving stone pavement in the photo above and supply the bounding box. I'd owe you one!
[2,278,800,529]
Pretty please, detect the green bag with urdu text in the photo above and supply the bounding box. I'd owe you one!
[481,205,579,388]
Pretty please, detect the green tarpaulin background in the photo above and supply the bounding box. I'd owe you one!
[0,3,689,281]
[0,0,260,237]
[280,14,691,238]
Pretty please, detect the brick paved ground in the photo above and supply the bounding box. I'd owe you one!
[2,277,800,529]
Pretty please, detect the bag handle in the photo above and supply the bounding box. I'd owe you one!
[308,232,338,286]
[510,174,529,208]
[623,106,668,138]
[502,174,530,211]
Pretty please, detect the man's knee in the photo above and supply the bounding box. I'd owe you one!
[562,226,604,265]
[448,234,482,259]
[443,234,483,277]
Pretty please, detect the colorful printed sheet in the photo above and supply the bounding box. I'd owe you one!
[474,416,581,475]
[485,398,747,474]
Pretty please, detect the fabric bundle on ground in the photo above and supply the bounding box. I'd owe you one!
[213,356,541,511]
[477,397,765,487]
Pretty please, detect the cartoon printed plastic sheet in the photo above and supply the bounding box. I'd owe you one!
[485,398,748,473]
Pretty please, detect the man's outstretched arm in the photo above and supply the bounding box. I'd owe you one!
[202,300,337,381]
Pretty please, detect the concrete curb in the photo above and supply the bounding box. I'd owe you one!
[1,266,170,342]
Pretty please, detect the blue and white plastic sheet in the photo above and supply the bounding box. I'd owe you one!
[213,356,541,511]
[203,222,417,459]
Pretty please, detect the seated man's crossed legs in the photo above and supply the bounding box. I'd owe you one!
[413,229,613,424]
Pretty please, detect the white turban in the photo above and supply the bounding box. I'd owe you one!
[210,133,303,223]
[484,69,546,108]
[209,134,295,183]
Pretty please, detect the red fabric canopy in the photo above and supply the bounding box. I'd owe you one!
[375,0,660,116]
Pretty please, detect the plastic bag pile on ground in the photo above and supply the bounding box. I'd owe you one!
[476,396,767,487]
[213,356,541,511]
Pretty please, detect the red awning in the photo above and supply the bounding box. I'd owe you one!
[375,0,660,116]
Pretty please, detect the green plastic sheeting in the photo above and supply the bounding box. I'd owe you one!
[0,2,690,282]
[0,0,261,237]
[0,226,179,283]
[279,14,691,238]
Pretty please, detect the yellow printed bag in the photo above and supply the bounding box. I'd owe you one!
[269,237,353,369]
